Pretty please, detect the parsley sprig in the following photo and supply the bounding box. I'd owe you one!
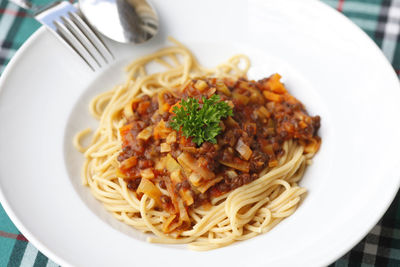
[169,94,233,145]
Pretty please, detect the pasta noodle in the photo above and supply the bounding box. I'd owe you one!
[74,37,320,250]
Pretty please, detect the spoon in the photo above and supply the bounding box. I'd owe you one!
[78,0,159,44]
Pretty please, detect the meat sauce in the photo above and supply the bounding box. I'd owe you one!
[117,74,320,224]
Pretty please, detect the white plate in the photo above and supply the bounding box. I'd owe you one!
[1,0,400,266]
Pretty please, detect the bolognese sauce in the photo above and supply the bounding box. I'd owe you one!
[116,74,320,232]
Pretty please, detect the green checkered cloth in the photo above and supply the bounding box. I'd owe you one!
[0,0,399,266]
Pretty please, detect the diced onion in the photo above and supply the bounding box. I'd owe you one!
[189,172,202,186]
[294,111,305,121]
[225,170,238,179]
[165,154,182,173]
[216,81,231,96]
[232,92,250,105]
[206,87,216,97]
[137,178,162,204]
[150,110,161,123]
[262,144,274,155]
[140,168,154,180]
[249,90,263,104]
[154,120,172,139]
[219,158,250,172]
[194,80,208,91]
[196,176,223,194]
[235,138,252,160]
[177,152,215,180]
[170,169,183,183]
[160,143,171,153]
[178,199,190,222]
[179,188,194,206]
[137,126,153,140]
[166,131,177,144]
[155,157,166,171]
[119,156,137,171]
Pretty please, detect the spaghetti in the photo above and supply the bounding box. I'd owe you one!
[75,38,321,250]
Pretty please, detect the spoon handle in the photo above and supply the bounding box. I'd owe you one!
[9,0,34,10]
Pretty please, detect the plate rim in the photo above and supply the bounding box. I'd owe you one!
[0,27,74,267]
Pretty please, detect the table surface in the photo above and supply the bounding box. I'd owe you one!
[0,0,400,266]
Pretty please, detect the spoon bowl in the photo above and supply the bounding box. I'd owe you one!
[78,0,159,44]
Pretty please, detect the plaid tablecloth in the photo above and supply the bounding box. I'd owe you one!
[0,0,399,266]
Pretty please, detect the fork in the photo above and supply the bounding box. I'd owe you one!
[10,0,114,71]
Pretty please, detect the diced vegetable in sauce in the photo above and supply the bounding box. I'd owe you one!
[117,75,321,233]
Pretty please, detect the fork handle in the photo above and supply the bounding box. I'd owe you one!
[9,0,34,10]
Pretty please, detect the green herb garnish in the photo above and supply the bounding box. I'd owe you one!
[169,94,233,145]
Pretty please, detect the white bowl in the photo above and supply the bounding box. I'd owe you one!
[0,1,399,266]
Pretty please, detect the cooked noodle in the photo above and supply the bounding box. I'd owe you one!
[74,38,319,250]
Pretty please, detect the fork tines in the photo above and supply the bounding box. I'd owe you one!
[34,1,113,71]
